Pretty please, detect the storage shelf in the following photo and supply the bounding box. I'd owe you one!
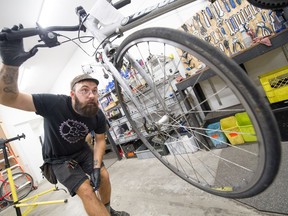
[176,29,288,91]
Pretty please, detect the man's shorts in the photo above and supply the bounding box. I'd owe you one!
[51,148,104,196]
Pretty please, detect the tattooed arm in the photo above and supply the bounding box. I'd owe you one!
[93,133,106,168]
[0,65,36,111]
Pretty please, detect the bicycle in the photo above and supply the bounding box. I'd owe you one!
[0,134,67,216]
[0,0,286,201]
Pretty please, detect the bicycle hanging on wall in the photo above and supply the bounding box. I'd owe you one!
[0,0,286,204]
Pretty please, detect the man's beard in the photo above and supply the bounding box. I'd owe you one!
[74,96,99,117]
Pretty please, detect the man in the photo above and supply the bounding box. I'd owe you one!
[0,25,129,216]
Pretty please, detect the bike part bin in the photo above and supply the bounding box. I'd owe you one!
[259,65,288,103]
[135,144,169,159]
[220,116,245,145]
[206,122,228,148]
[235,112,257,142]
[165,135,198,155]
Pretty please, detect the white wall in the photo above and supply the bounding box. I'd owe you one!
[0,117,44,184]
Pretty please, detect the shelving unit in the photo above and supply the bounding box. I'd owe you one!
[175,29,288,141]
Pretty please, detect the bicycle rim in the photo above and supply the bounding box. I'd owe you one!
[113,27,281,198]
[1,172,34,203]
[246,0,288,9]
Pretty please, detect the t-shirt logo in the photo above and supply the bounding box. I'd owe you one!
[59,119,89,143]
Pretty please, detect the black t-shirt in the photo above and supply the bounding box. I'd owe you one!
[32,94,106,163]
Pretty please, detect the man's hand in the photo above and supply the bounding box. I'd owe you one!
[0,24,38,67]
[90,168,101,191]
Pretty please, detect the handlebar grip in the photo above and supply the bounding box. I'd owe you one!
[0,28,39,41]
[6,133,26,143]
[0,133,25,148]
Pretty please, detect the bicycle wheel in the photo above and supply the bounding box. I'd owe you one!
[246,0,288,9]
[113,27,281,198]
[0,172,34,203]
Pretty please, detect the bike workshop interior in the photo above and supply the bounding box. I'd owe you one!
[0,0,287,215]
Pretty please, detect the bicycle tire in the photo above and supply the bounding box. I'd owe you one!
[113,27,281,198]
[247,0,288,9]
[0,172,34,203]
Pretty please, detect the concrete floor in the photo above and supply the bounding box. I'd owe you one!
[1,143,287,216]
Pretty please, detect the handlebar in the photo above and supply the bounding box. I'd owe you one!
[0,133,25,148]
[0,25,81,41]
[0,0,131,41]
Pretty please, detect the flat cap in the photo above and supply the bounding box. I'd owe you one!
[70,74,99,89]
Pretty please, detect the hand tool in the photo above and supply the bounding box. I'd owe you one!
[268,12,276,32]
[250,4,258,15]
[237,12,245,25]
[221,26,227,36]
[232,14,241,29]
[240,9,248,23]
[181,24,189,32]
[206,6,214,19]
[261,11,269,22]
[189,19,199,35]
[247,5,256,19]
[216,28,224,40]
[222,0,231,13]
[229,16,239,32]
[225,19,235,35]
[229,0,236,9]
[219,42,225,52]
[214,0,224,17]
[244,6,253,21]
[201,10,211,28]
[232,37,244,53]
[210,3,224,26]
[204,35,212,43]
[223,39,232,55]
[256,21,272,36]
[193,13,207,35]
[210,31,219,44]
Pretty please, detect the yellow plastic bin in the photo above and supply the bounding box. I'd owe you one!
[259,66,288,104]
[220,116,244,145]
[235,112,257,142]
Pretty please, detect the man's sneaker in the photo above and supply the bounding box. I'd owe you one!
[110,207,130,216]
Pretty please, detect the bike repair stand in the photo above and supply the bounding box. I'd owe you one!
[0,135,25,216]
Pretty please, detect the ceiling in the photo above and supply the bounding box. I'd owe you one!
[0,0,151,94]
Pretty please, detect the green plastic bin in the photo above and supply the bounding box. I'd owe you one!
[235,112,257,142]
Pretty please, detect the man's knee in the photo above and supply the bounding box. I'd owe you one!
[76,179,96,199]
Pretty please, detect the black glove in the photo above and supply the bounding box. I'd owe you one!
[0,24,38,66]
[90,168,101,191]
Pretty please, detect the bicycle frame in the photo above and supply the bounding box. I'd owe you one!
[85,0,197,41]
